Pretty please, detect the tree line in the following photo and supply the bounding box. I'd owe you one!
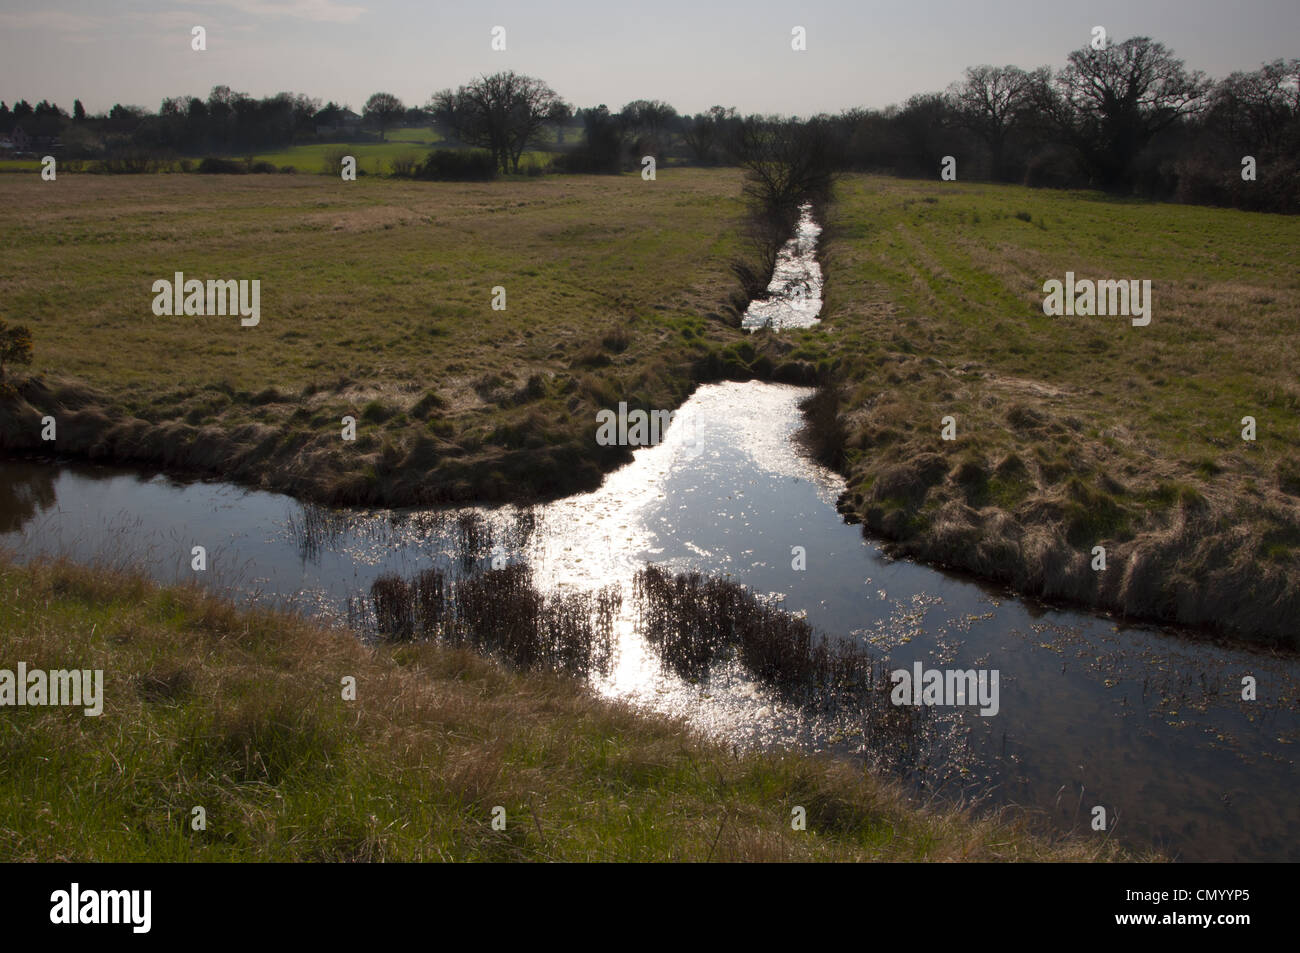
[2,35,1295,212]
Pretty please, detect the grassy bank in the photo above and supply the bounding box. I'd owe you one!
[0,169,809,504]
[0,554,1123,861]
[803,174,1300,646]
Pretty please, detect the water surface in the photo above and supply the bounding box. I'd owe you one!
[741,202,824,331]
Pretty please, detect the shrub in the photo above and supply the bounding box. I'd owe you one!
[0,319,34,391]
[323,149,351,177]
[417,149,497,181]
[601,326,631,353]
[197,156,247,174]
[360,399,394,423]
[388,153,422,178]
[410,391,447,419]
[90,153,164,174]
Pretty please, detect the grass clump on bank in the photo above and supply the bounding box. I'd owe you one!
[0,554,1125,862]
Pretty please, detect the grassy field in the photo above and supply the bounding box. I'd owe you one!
[3,166,1296,643]
[801,173,1300,644]
[250,126,447,174]
[249,128,555,175]
[0,126,566,174]
[0,167,803,503]
[0,553,1124,861]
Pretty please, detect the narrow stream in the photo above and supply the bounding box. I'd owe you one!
[742,202,823,331]
[2,209,1296,862]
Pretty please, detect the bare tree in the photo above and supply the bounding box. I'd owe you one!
[547,100,574,145]
[1206,59,1300,153]
[948,65,1044,180]
[1039,36,1209,189]
[430,72,561,173]
[683,105,736,164]
[620,99,678,157]
[728,115,839,214]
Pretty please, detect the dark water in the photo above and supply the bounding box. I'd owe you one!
[2,381,1297,861]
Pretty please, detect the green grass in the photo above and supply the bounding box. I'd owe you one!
[250,129,553,175]
[0,554,1126,862]
[0,128,553,175]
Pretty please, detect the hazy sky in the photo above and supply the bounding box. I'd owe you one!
[1,0,1296,117]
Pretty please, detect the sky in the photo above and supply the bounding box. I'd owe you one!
[1,0,1296,117]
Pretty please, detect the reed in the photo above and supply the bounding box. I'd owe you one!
[633,565,928,762]
[284,502,350,563]
[364,562,619,678]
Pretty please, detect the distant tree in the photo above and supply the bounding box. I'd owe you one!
[185,95,209,151]
[1205,58,1300,153]
[547,100,574,144]
[619,98,678,157]
[314,101,347,125]
[724,115,840,302]
[1039,36,1209,189]
[886,93,958,176]
[0,319,34,389]
[12,100,33,119]
[683,105,736,164]
[208,85,236,108]
[431,72,562,173]
[729,115,839,216]
[73,99,86,121]
[290,93,321,133]
[107,103,144,132]
[363,92,404,141]
[570,104,625,172]
[948,65,1043,180]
